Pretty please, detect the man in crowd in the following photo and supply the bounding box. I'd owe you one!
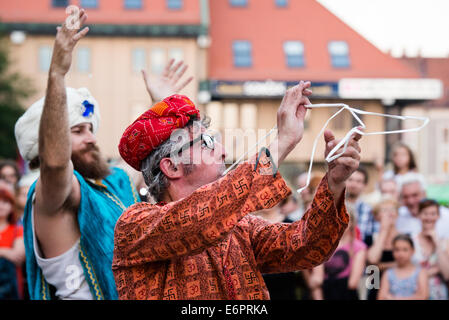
[112,77,363,299]
[345,166,376,246]
[396,173,449,238]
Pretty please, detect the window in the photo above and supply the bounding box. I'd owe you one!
[124,0,142,9]
[77,47,91,72]
[80,0,98,8]
[230,0,248,7]
[240,104,257,129]
[284,41,304,68]
[132,48,146,73]
[39,46,52,72]
[233,41,252,68]
[169,48,184,63]
[328,41,350,68]
[167,0,182,10]
[331,110,347,131]
[52,0,68,7]
[151,48,166,74]
[275,0,288,7]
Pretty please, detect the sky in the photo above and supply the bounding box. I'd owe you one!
[317,0,449,58]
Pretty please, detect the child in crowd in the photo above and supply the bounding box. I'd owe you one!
[382,142,418,182]
[366,197,400,300]
[378,234,428,300]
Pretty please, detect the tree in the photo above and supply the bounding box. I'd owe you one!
[0,32,34,160]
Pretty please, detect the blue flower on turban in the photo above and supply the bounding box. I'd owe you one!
[82,100,94,117]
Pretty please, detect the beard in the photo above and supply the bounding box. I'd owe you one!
[72,144,111,180]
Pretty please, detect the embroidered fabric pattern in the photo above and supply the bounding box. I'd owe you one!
[112,154,349,300]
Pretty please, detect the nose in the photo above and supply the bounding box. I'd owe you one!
[84,129,97,145]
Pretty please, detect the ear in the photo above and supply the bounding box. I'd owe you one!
[160,158,184,180]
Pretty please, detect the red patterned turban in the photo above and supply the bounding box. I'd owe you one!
[118,94,200,171]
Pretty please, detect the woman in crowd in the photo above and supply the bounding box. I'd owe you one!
[366,197,400,300]
[382,142,420,185]
[0,188,25,299]
[0,160,21,188]
[378,234,428,300]
[308,210,367,300]
[412,199,449,300]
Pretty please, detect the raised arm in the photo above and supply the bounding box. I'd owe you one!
[367,214,394,264]
[248,173,349,273]
[35,9,89,215]
[247,124,361,273]
[33,9,91,259]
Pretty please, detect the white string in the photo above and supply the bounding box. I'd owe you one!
[222,126,278,176]
[298,103,429,193]
[222,103,429,194]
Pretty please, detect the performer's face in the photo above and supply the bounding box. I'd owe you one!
[70,123,110,180]
[177,126,227,189]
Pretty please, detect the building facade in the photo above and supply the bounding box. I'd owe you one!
[201,0,442,189]
[1,0,444,188]
[1,0,209,160]
[400,57,449,183]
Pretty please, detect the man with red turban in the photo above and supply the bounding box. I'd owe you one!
[113,78,363,299]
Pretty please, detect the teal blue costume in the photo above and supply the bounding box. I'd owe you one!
[23,167,139,300]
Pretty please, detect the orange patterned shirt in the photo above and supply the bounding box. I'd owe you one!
[112,155,349,300]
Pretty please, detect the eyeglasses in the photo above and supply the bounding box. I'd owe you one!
[152,133,216,176]
[173,133,216,155]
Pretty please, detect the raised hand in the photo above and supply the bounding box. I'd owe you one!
[276,81,312,154]
[50,7,89,77]
[142,59,194,103]
[324,129,362,199]
[380,209,395,231]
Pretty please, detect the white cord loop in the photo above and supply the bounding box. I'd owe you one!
[222,103,429,195]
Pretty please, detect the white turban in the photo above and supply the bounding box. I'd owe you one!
[14,87,101,161]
